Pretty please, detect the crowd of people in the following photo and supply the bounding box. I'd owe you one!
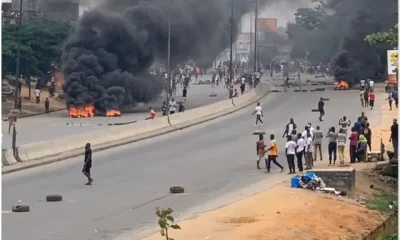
[254,107,397,174]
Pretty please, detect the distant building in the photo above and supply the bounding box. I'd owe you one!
[10,0,79,23]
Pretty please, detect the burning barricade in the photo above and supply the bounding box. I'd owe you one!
[67,104,121,118]
[333,80,350,90]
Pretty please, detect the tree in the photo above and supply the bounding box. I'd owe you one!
[364,24,398,47]
[293,7,326,31]
[156,207,181,240]
[2,18,72,78]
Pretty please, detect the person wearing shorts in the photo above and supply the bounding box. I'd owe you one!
[256,134,266,169]
[369,90,375,110]
[82,143,93,185]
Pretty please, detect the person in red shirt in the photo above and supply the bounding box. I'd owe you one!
[368,90,375,110]
[145,107,156,120]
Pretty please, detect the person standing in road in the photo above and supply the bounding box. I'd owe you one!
[389,119,398,157]
[169,98,177,115]
[182,87,187,102]
[318,97,325,121]
[337,128,347,165]
[296,133,305,173]
[282,118,297,138]
[326,127,338,165]
[364,88,369,108]
[313,126,323,161]
[34,88,41,104]
[349,127,358,163]
[45,98,50,113]
[369,90,375,110]
[265,134,284,173]
[252,102,263,126]
[256,134,266,169]
[339,116,351,136]
[82,143,93,185]
[359,89,365,107]
[305,133,313,169]
[285,135,297,174]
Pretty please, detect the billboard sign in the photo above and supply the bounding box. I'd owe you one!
[387,50,398,75]
[257,18,277,33]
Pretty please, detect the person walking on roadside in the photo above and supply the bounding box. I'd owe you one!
[296,133,305,173]
[369,90,375,110]
[313,126,323,161]
[82,143,93,185]
[35,88,41,104]
[359,88,365,107]
[389,119,398,157]
[386,92,393,110]
[45,98,50,113]
[8,111,15,134]
[282,118,297,138]
[285,135,297,174]
[349,127,358,163]
[318,97,325,121]
[337,128,347,165]
[256,134,266,169]
[265,134,284,173]
[145,107,156,120]
[305,133,313,169]
[252,102,263,126]
[326,127,338,165]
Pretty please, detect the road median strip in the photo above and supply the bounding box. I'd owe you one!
[2,84,269,174]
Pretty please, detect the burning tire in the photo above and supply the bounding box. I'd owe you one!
[170,186,184,194]
[12,205,30,213]
[46,195,62,202]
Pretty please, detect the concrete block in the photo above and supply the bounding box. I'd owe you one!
[367,151,382,161]
[312,168,355,191]
[2,148,18,166]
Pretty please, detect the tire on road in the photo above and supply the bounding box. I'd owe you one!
[301,90,308,92]
[315,88,326,91]
[270,90,281,92]
[12,205,30,213]
[293,90,300,92]
[170,186,184,194]
[253,130,265,135]
[46,195,63,202]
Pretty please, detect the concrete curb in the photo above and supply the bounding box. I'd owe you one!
[2,85,269,174]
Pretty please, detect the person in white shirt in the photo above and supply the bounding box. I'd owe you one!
[338,116,351,135]
[368,79,374,90]
[360,79,365,89]
[308,123,315,134]
[296,133,305,173]
[282,118,297,138]
[302,126,313,139]
[169,98,177,114]
[34,88,41,104]
[285,135,297,174]
[252,102,263,126]
[305,133,313,169]
[241,77,245,85]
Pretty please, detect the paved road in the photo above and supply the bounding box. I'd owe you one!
[3,88,384,240]
[2,84,230,148]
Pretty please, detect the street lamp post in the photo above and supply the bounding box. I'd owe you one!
[253,0,258,74]
[14,0,23,109]
[229,0,234,99]
[166,6,172,125]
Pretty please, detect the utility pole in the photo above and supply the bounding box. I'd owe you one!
[166,5,172,125]
[253,0,258,74]
[249,10,253,70]
[14,0,23,109]
[229,0,234,99]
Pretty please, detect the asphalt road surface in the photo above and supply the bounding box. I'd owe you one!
[2,84,230,148]
[3,89,384,240]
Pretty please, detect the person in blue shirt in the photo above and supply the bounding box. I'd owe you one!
[353,117,362,135]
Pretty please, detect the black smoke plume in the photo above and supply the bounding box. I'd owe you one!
[287,0,397,85]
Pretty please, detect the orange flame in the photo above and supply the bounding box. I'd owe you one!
[68,104,94,118]
[106,109,121,117]
[334,80,349,89]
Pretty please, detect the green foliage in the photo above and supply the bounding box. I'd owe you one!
[365,24,398,48]
[156,207,181,240]
[382,233,398,240]
[365,192,397,213]
[2,18,72,77]
[294,7,326,31]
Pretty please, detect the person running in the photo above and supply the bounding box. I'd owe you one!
[285,135,297,174]
[337,128,347,165]
[326,127,338,165]
[369,90,375,110]
[305,133,313,169]
[252,102,263,126]
[256,134,266,169]
[313,126,323,161]
[265,134,284,173]
[296,133,305,173]
[82,143,93,185]
[282,118,297,138]
[318,97,325,121]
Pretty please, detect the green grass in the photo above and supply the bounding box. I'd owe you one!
[365,192,398,213]
[381,233,398,240]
